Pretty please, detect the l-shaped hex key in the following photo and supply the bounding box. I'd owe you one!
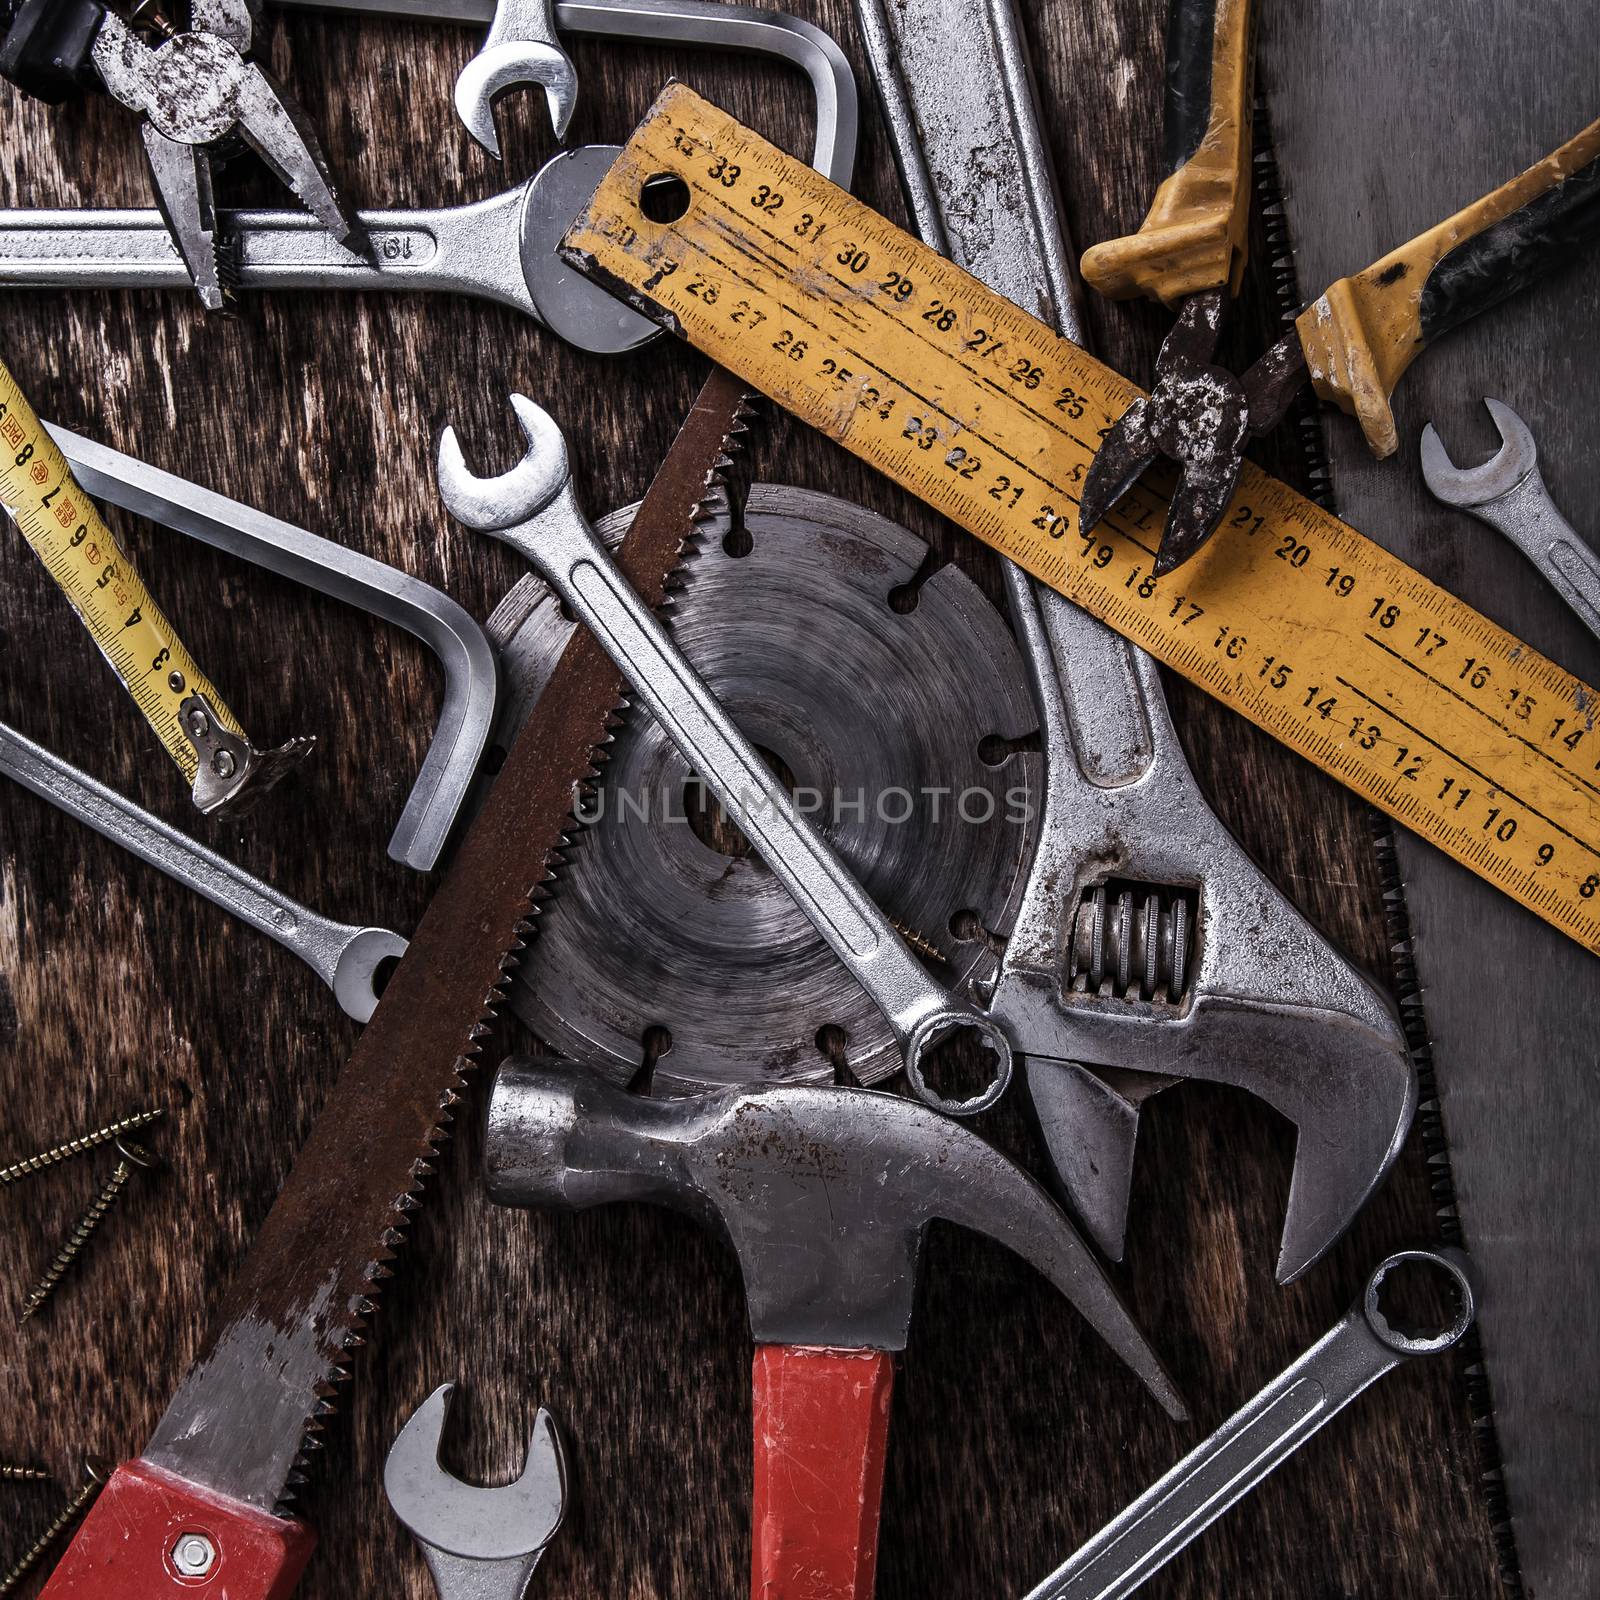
[47,424,498,872]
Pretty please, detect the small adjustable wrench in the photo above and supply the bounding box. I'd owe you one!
[1023,1247,1476,1600]
[1421,397,1600,645]
[436,397,1015,1112]
[0,722,405,1023]
[385,1383,567,1600]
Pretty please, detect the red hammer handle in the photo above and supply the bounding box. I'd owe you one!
[751,1344,896,1600]
[38,1459,316,1599]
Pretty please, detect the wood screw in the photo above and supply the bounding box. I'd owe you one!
[0,1462,107,1596]
[0,1468,50,1484]
[18,1140,161,1325]
[0,1109,165,1188]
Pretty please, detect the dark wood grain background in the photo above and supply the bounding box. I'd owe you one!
[0,2,1515,1595]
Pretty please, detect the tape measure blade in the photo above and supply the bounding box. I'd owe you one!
[561,85,1600,957]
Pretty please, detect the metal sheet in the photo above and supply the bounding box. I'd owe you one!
[1258,3,1600,1591]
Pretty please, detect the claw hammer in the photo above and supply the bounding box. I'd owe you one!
[485,1060,1187,1600]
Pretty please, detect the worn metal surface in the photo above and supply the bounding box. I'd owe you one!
[491,483,1041,1091]
[1258,2,1600,1593]
[0,2,1509,1595]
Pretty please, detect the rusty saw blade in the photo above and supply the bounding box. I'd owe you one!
[37,368,759,1597]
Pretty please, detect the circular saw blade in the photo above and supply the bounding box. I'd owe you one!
[485,484,1042,1092]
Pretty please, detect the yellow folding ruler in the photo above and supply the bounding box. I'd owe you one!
[0,356,309,811]
[563,84,1600,957]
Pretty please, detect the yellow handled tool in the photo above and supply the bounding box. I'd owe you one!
[1079,0,1256,309]
[560,84,1600,958]
[0,355,310,811]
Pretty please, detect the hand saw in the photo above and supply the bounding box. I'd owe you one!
[34,367,758,1599]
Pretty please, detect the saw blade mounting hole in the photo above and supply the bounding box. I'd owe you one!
[684,745,798,860]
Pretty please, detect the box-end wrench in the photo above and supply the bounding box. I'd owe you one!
[436,396,1016,1112]
[0,1,856,355]
[852,0,1414,1283]
[1421,397,1600,645]
[384,1384,567,1600]
[0,722,406,1023]
[46,422,499,874]
[1022,1246,1476,1600]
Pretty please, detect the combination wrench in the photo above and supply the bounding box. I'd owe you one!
[1023,1247,1476,1600]
[436,397,1016,1111]
[0,1,856,355]
[851,0,1414,1282]
[1421,397,1600,645]
[385,1383,567,1600]
[0,722,406,1024]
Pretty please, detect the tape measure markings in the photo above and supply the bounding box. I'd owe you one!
[566,87,1600,953]
[0,358,247,787]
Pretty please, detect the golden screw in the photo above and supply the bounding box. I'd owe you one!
[19,1140,160,1325]
[0,1462,106,1596]
[0,1468,50,1484]
[0,1109,164,1187]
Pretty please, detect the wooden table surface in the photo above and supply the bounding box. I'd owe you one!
[0,2,1512,1595]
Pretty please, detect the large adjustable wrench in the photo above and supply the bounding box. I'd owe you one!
[852,0,1414,1282]
[0,721,406,1023]
[0,1,856,355]
[436,397,1015,1111]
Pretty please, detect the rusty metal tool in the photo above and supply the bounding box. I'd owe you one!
[1081,109,1600,571]
[385,1384,567,1600]
[32,357,760,1599]
[1024,1248,1475,1600]
[486,1058,1186,1600]
[851,0,1412,1280]
[0,720,407,1023]
[0,0,364,310]
[1421,398,1600,644]
[438,396,1014,1114]
[0,0,856,351]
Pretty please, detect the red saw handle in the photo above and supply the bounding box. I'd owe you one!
[38,1458,316,1599]
[751,1344,895,1600]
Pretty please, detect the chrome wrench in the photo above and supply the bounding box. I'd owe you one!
[853,0,1414,1282]
[1421,397,1600,645]
[47,422,498,873]
[436,397,1015,1110]
[385,1384,567,1600]
[1022,1247,1476,1600]
[454,0,578,155]
[0,721,406,1023]
[1,2,856,354]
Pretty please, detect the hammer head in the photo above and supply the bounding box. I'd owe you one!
[486,1059,1186,1420]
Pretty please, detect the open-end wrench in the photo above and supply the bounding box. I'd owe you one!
[852,0,1414,1283]
[1421,398,1600,645]
[2,1,856,354]
[436,396,1015,1112]
[454,0,578,155]
[385,1383,567,1600]
[47,422,499,873]
[0,721,406,1023]
[1022,1247,1476,1600]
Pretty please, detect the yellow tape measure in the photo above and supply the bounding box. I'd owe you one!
[0,356,306,810]
[564,85,1600,957]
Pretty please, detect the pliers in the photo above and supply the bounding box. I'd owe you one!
[1,0,362,309]
[1080,0,1600,575]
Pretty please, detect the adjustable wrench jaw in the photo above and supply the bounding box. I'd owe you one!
[989,624,1414,1284]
